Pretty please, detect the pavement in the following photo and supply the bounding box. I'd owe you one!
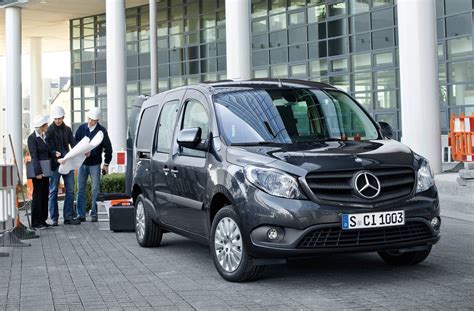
[435,173,474,222]
[0,173,473,310]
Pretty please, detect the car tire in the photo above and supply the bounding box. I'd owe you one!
[135,194,162,247]
[210,206,264,282]
[378,246,432,266]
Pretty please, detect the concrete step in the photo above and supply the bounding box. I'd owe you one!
[435,179,474,197]
[438,193,474,216]
[459,169,474,179]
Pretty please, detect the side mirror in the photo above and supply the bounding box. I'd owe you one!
[378,122,393,139]
[177,127,203,149]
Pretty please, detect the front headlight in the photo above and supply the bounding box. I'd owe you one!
[244,165,305,199]
[416,159,434,193]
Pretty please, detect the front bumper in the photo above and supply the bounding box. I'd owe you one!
[236,187,441,258]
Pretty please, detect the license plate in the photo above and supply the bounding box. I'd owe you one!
[341,210,405,230]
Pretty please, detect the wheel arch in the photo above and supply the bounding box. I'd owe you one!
[209,186,235,225]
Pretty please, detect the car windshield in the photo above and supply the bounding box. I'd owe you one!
[214,88,380,145]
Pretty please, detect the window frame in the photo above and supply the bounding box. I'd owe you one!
[175,97,210,158]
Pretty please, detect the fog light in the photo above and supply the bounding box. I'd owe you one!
[267,228,279,240]
[431,216,441,230]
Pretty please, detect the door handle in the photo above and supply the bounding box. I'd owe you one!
[162,166,170,176]
[170,168,178,177]
[138,151,150,159]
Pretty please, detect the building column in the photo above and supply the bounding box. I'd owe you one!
[30,37,43,129]
[106,0,127,153]
[5,6,23,173]
[454,63,466,107]
[397,0,442,173]
[149,0,157,95]
[225,0,251,80]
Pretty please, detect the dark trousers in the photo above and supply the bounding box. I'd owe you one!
[31,177,49,227]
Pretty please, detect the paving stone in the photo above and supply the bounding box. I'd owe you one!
[1,203,473,310]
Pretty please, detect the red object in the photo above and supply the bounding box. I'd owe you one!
[354,133,361,141]
[2,166,6,188]
[449,112,474,161]
[110,199,132,206]
[117,151,126,165]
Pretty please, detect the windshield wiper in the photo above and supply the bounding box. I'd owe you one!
[230,141,274,146]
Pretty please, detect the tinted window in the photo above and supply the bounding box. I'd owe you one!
[180,100,209,157]
[214,88,379,144]
[156,100,179,153]
[136,105,159,150]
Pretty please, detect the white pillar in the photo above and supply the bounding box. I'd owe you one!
[5,7,23,173]
[225,0,251,80]
[454,63,466,107]
[106,0,127,153]
[397,0,442,173]
[149,0,157,95]
[30,37,43,129]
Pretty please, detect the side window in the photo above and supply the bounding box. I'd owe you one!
[136,105,159,150]
[156,100,179,154]
[180,100,209,157]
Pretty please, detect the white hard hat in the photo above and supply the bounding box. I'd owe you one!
[33,115,50,128]
[87,107,101,120]
[51,105,65,119]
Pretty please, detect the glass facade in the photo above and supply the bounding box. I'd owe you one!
[251,0,399,137]
[436,0,474,133]
[70,0,474,137]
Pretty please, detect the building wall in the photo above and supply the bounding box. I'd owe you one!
[69,0,474,138]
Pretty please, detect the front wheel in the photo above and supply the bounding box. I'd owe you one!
[210,206,264,282]
[378,246,432,266]
[135,194,162,247]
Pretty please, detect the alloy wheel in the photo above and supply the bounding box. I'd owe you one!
[214,217,243,272]
[136,201,145,241]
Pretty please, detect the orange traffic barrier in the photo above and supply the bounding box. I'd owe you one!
[449,112,474,162]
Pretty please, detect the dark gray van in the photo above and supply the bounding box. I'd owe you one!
[131,79,440,282]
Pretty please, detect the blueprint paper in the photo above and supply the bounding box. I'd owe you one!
[58,131,104,174]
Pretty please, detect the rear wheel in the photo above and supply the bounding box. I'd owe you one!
[210,206,264,282]
[378,247,432,266]
[135,194,162,247]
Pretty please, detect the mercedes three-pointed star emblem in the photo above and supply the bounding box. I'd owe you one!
[353,171,381,199]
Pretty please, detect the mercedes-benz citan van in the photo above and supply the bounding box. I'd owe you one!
[131,79,441,282]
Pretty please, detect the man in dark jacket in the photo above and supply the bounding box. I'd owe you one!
[46,106,79,226]
[75,107,113,222]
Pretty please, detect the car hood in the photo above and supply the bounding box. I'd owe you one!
[226,139,416,176]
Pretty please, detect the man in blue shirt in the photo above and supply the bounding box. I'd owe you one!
[75,107,113,222]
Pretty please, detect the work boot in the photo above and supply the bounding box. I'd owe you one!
[64,219,81,225]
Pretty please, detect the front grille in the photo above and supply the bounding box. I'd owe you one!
[305,167,415,205]
[297,222,432,249]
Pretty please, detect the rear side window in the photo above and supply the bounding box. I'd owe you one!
[156,100,180,153]
[136,105,159,150]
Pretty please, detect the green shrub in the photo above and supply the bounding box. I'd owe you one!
[74,173,125,211]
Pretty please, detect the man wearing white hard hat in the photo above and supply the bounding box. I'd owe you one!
[45,105,80,226]
[74,107,113,222]
[27,115,56,229]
